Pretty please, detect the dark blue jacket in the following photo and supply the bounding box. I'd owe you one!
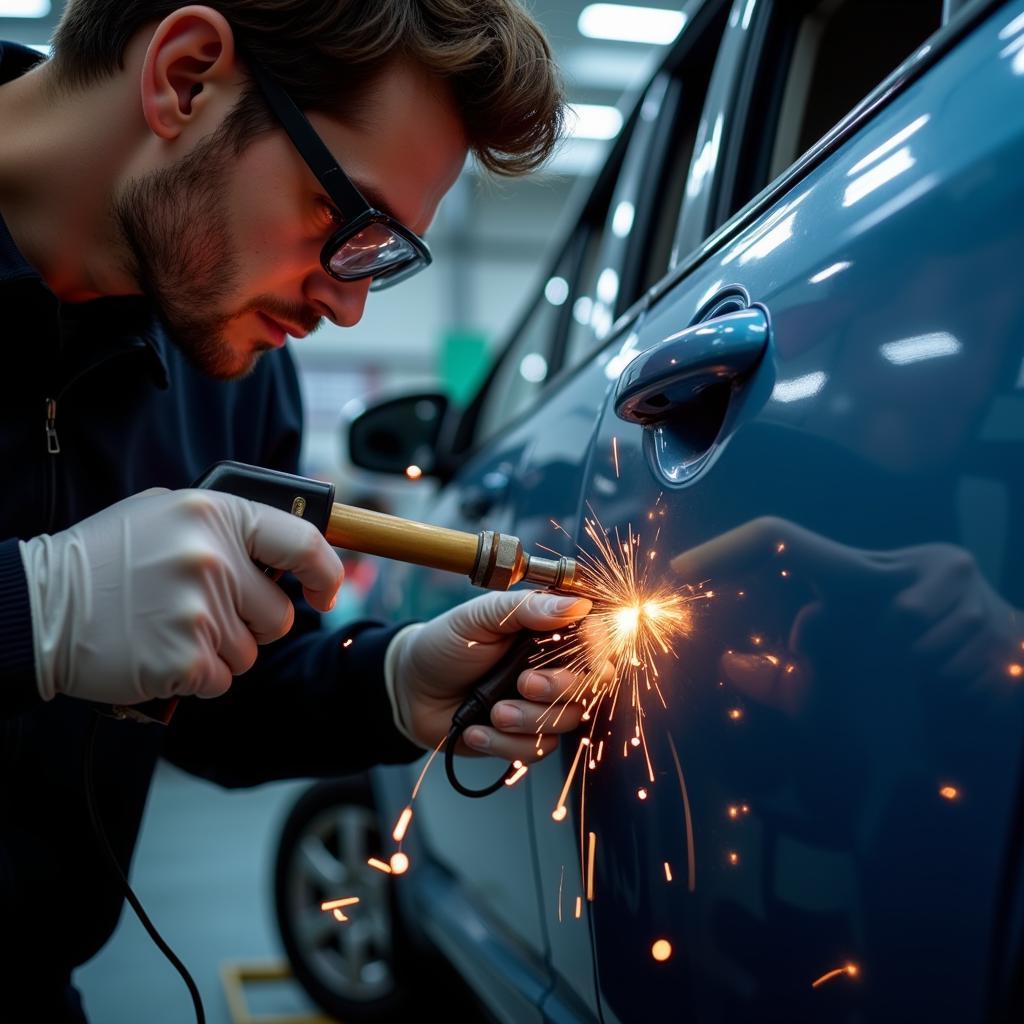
[0,42,420,1019]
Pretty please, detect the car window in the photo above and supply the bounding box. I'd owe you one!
[564,1,731,368]
[639,1,731,290]
[472,238,581,447]
[725,0,944,217]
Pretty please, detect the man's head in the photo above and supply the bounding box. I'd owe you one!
[48,1,564,378]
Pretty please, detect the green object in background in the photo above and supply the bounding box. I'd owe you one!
[439,328,490,405]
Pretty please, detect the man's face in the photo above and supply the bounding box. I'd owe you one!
[115,60,467,379]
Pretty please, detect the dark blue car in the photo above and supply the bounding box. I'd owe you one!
[274,1,1024,1020]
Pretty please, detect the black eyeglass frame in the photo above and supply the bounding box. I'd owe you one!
[244,57,433,290]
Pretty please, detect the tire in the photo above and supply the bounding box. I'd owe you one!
[273,776,414,1022]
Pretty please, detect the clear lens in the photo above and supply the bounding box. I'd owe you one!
[328,222,419,279]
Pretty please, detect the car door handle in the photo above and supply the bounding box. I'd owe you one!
[614,306,769,424]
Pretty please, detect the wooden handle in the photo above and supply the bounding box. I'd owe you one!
[326,503,480,575]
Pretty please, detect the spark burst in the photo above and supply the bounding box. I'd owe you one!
[535,498,710,919]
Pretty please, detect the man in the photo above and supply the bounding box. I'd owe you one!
[0,2,589,1017]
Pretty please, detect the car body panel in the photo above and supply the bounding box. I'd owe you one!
[368,2,1024,1020]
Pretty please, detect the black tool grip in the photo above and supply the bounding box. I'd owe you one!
[445,628,576,798]
[123,462,335,726]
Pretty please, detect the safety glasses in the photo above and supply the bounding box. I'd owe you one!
[245,58,433,291]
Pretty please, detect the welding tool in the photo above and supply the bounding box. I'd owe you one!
[122,461,582,726]
[198,461,581,593]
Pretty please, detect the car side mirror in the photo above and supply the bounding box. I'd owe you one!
[347,393,450,477]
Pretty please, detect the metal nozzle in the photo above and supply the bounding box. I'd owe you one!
[471,530,581,595]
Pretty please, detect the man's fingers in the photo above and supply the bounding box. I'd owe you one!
[455,591,592,642]
[492,698,584,735]
[236,563,297,643]
[462,727,560,763]
[243,502,344,612]
[518,667,582,702]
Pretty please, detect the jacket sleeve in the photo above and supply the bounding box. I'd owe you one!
[162,347,423,785]
[0,539,42,718]
[162,610,422,786]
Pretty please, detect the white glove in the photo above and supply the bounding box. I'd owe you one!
[385,590,592,760]
[19,488,344,705]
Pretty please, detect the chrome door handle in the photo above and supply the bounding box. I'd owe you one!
[614,306,769,424]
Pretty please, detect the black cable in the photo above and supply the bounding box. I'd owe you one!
[444,724,514,797]
[444,629,575,798]
[84,714,206,1024]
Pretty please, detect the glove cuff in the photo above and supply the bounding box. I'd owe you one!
[0,539,41,714]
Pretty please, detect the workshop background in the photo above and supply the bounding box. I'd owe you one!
[0,2,666,1021]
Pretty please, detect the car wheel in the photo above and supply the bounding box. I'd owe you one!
[273,776,412,1022]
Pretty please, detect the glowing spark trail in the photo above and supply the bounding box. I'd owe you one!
[812,962,860,989]
[392,807,413,843]
[587,832,597,901]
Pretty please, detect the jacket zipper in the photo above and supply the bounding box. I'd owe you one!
[44,397,60,532]
[40,343,154,532]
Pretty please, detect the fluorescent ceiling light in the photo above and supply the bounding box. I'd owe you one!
[579,4,686,45]
[0,0,51,16]
[567,103,623,141]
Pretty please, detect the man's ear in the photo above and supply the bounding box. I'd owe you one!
[140,5,239,141]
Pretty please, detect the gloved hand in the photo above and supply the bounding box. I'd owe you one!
[385,590,592,761]
[19,488,344,705]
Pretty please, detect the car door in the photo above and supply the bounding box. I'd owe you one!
[571,2,1024,1022]
[363,88,657,1021]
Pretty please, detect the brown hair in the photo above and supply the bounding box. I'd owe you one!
[51,0,564,175]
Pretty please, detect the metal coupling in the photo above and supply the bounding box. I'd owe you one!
[471,530,581,594]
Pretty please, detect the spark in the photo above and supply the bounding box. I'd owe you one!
[499,589,536,627]
[552,737,589,822]
[390,852,410,875]
[728,708,743,721]
[664,862,673,882]
[651,939,673,962]
[341,638,353,648]
[939,785,960,801]
[321,897,359,911]
[780,570,789,577]
[332,908,349,922]
[587,832,597,901]
[637,788,648,800]
[466,640,478,648]
[368,858,392,874]
[392,807,413,843]
[405,464,423,480]
[812,962,860,989]
[575,897,583,920]
[727,851,740,866]
[776,542,786,553]
[506,760,529,787]
[411,738,446,802]
[612,436,620,478]
[558,865,565,923]
[1009,663,1023,678]
[728,805,739,819]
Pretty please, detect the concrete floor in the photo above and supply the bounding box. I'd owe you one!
[76,761,321,1023]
